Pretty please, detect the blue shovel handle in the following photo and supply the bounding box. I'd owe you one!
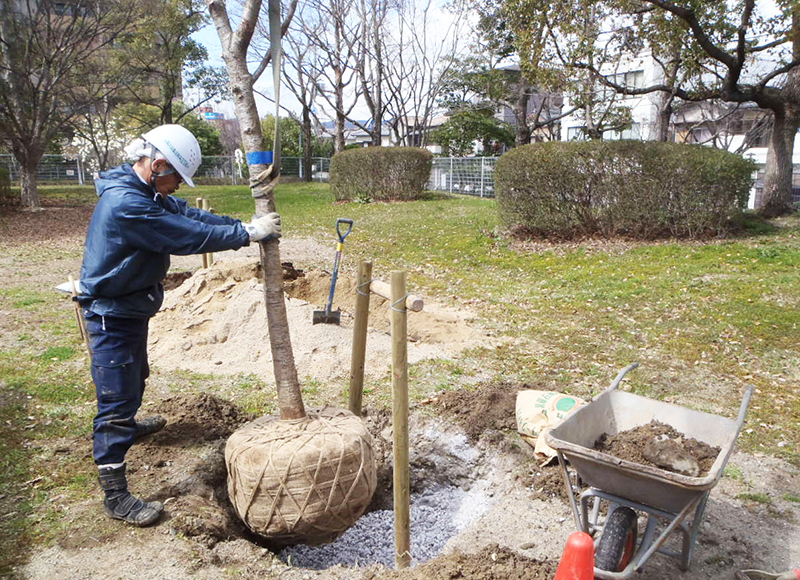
[336,218,354,243]
[325,218,354,315]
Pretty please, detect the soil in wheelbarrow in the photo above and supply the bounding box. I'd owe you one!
[594,420,720,476]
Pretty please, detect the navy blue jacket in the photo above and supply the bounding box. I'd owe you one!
[80,163,250,318]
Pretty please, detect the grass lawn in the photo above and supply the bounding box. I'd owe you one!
[190,183,796,463]
[0,181,798,574]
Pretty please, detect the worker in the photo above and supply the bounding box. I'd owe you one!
[76,124,280,527]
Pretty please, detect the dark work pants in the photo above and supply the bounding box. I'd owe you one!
[85,311,150,465]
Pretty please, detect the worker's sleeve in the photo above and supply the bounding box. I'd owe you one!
[117,195,250,255]
[167,195,243,227]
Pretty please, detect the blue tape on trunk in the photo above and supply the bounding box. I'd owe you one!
[246,151,273,165]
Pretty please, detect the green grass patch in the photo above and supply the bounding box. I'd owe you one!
[0,287,48,309]
[737,492,773,504]
[724,465,744,481]
[784,493,800,503]
[40,346,76,362]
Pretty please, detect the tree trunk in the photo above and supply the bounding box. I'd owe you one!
[19,160,40,209]
[759,110,797,217]
[14,153,42,209]
[760,12,800,217]
[514,89,531,146]
[302,105,313,182]
[218,36,305,420]
[653,92,673,142]
[335,76,346,153]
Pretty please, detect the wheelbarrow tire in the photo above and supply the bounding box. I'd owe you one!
[596,507,638,572]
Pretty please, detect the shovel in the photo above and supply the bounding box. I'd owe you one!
[313,218,354,325]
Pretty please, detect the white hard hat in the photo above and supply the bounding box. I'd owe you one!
[142,124,201,187]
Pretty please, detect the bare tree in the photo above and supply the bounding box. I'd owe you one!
[67,97,127,171]
[283,8,326,178]
[383,0,468,147]
[207,0,305,418]
[301,0,361,152]
[0,0,136,207]
[350,0,391,146]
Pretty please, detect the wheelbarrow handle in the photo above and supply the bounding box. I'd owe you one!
[594,362,640,400]
[736,385,754,427]
[336,218,354,243]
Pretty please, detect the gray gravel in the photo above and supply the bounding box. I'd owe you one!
[280,484,492,569]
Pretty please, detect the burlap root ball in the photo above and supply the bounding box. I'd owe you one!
[225,406,377,546]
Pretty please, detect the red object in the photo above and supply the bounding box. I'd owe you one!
[554,532,595,580]
[794,570,800,580]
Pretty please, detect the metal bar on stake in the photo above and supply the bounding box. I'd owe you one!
[349,260,372,416]
[391,270,411,569]
[196,198,208,268]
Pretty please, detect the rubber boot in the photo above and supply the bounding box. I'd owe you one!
[98,464,164,527]
[134,415,167,441]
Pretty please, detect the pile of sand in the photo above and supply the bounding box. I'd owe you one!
[148,258,486,383]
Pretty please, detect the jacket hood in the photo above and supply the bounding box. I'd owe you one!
[95,163,152,198]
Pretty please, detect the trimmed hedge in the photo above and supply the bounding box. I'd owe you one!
[0,167,15,209]
[496,140,755,239]
[330,147,433,202]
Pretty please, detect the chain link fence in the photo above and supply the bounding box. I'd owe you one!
[0,154,334,185]
[427,157,497,198]
[1,154,497,197]
[0,154,91,184]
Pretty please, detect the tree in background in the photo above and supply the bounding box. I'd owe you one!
[116,0,229,125]
[382,0,469,148]
[260,115,333,159]
[283,9,326,180]
[0,0,136,207]
[505,0,800,215]
[431,107,515,156]
[304,0,362,153]
[119,103,224,155]
[66,103,223,172]
[634,0,800,216]
[452,0,572,145]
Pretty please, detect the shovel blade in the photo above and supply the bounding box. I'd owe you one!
[313,309,341,325]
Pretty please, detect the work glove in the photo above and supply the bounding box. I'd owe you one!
[56,280,87,294]
[244,212,282,242]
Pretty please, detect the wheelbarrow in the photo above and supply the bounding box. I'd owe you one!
[545,363,753,579]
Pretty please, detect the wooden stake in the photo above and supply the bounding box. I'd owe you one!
[69,275,89,352]
[349,260,372,416]
[391,270,410,569]
[202,198,213,266]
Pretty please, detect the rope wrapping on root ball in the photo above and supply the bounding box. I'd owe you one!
[226,406,377,545]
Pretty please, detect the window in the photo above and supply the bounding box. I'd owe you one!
[602,123,641,141]
[567,126,587,141]
[598,70,645,100]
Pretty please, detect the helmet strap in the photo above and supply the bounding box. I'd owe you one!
[148,144,178,190]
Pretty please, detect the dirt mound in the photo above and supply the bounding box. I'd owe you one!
[369,544,556,580]
[142,392,255,445]
[148,258,487,382]
[521,464,572,502]
[431,382,519,442]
